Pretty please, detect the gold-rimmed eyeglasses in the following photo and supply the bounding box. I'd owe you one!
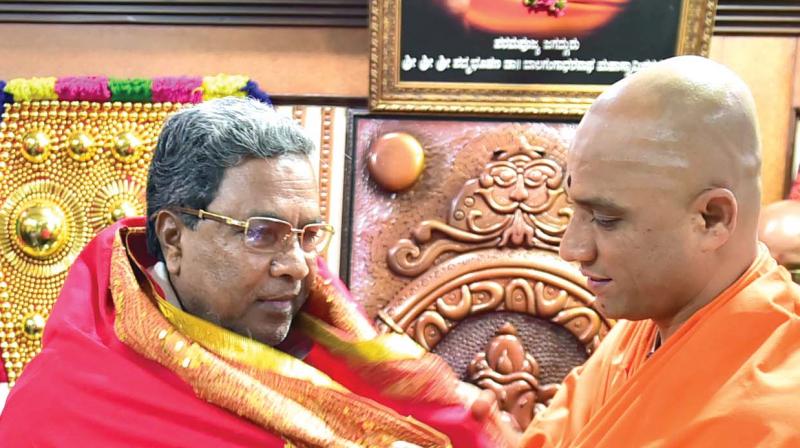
[177,208,334,254]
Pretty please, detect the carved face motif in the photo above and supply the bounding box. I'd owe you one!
[478,152,563,215]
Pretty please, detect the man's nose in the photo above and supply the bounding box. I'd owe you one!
[269,240,310,280]
[559,219,596,264]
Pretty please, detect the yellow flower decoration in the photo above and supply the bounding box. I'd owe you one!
[201,74,248,101]
[5,77,58,102]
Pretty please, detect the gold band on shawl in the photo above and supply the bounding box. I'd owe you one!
[155,296,347,392]
[298,313,427,363]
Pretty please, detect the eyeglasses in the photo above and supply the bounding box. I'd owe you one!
[176,208,334,254]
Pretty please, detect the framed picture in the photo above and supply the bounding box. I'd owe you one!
[340,111,578,316]
[369,0,717,116]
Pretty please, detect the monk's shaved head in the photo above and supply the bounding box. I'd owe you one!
[578,55,761,228]
[561,56,762,338]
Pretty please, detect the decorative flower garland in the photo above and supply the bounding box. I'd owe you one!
[522,0,567,17]
[0,74,271,122]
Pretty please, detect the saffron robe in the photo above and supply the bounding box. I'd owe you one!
[522,246,800,447]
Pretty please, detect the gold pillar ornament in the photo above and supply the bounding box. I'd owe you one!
[20,130,51,163]
[0,100,184,384]
[66,131,96,162]
[14,199,68,259]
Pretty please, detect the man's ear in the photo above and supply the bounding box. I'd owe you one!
[155,210,186,276]
[692,188,738,252]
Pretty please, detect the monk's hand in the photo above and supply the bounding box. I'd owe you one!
[456,382,522,447]
[471,388,498,421]
[454,381,493,420]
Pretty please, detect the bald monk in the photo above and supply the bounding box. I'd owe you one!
[520,56,800,447]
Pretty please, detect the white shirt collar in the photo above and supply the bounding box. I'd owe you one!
[146,261,183,309]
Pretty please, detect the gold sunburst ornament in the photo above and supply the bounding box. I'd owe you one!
[88,179,146,232]
[112,131,143,163]
[107,118,159,166]
[0,100,182,385]
[0,180,89,278]
[65,124,98,162]
[20,129,52,163]
[15,199,68,259]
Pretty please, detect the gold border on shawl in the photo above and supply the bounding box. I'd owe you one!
[299,313,427,363]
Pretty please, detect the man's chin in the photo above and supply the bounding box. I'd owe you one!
[596,296,654,322]
[251,321,293,347]
[595,295,625,319]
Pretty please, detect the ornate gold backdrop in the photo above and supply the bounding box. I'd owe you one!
[0,100,174,384]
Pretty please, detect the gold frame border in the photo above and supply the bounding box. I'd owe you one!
[369,0,718,117]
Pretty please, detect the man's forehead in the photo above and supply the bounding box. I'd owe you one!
[216,156,321,222]
[244,206,321,223]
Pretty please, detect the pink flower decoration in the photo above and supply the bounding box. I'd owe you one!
[524,0,567,17]
[152,76,203,103]
[55,76,111,102]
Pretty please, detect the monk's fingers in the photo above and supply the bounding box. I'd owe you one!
[471,388,499,421]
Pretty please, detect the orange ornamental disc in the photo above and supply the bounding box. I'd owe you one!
[367,132,425,192]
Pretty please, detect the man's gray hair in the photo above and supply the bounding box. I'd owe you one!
[145,97,314,260]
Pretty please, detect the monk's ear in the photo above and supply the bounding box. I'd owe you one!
[154,210,185,276]
[693,188,738,252]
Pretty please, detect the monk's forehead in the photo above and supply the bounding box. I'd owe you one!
[567,155,687,197]
[571,106,691,166]
[566,109,697,197]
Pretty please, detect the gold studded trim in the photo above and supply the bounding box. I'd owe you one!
[19,128,53,164]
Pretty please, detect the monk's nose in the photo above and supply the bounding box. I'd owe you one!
[559,219,596,264]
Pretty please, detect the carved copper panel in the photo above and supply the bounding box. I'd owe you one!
[345,115,613,426]
[346,116,573,315]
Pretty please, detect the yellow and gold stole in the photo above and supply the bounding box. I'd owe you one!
[111,227,453,448]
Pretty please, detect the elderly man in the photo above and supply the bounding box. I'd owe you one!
[0,98,504,447]
[520,56,800,447]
